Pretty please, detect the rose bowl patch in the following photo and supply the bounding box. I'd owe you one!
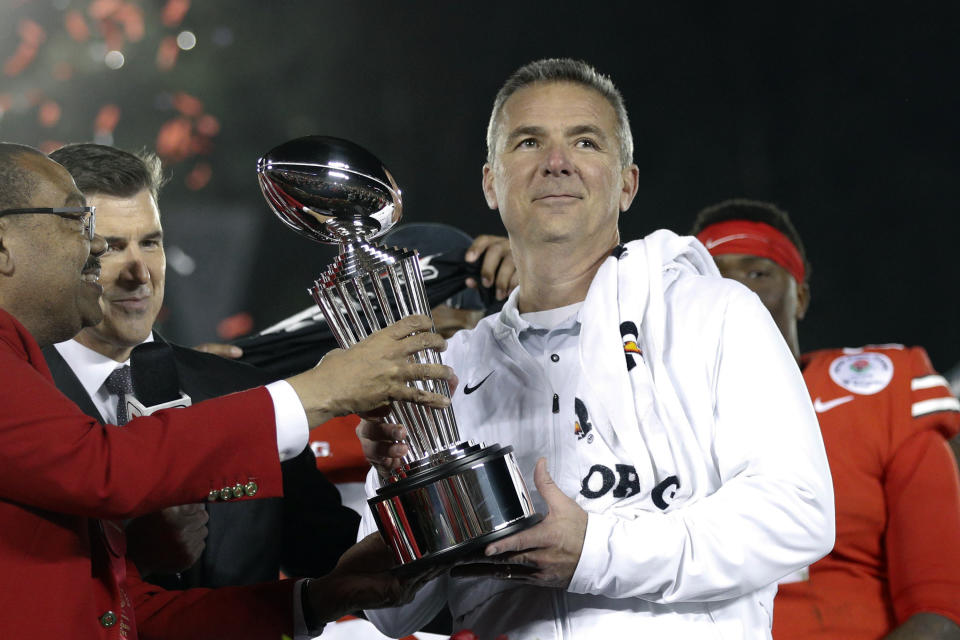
[829,352,894,395]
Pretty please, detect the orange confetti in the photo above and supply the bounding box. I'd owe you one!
[65,10,90,42]
[117,3,144,42]
[188,135,211,156]
[156,35,179,71]
[101,21,124,51]
[18,19,46,45]
[94,104,121,134]
[38,100,61,127]
[216,311,252,339]
[196,114,220,137]
[3,19,45,77]
[155,117,193,161]
[3,48,35,77]
[172,92,203,117]
[88,0,123,20]
[161,0,191,27]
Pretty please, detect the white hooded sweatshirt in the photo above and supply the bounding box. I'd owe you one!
[362,230,834,640]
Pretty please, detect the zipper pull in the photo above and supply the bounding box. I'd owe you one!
[552,393,559,414]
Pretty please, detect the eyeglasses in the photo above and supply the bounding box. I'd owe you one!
[0,206,96,240]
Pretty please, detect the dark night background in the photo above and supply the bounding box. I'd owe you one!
[1,1,958,371]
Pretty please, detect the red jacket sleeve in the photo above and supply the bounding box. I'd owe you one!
[127,560,296,639]
[0,347,283,519]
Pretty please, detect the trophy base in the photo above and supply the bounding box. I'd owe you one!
[370,443,541,570]
[393,512,543,577]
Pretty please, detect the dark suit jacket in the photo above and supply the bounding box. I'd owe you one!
[43,333,360,589]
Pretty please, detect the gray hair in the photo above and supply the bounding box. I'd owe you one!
[486,58,634,168]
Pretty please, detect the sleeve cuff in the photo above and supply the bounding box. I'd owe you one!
[267,380,310,462]
[364,464,382,497]
[292,578,325,639]
[568,511,617,594]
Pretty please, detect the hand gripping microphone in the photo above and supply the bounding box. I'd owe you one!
[126,342,191,418]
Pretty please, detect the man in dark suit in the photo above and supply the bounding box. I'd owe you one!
[45,142,359,588]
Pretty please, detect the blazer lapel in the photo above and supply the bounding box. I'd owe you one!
[41,345,107,424]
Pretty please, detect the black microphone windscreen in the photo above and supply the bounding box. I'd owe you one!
[130,342,182,406]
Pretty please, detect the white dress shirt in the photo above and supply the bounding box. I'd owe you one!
[53,336,309,462]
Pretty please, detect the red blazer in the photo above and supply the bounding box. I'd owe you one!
[0,309,295,639]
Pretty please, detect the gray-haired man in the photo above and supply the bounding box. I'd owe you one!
[359,58,835,639]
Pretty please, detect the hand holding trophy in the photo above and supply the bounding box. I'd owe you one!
[257,136,541,572]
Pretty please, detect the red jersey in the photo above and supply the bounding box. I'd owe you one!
[773,345,960,639]
[309,414,367,483]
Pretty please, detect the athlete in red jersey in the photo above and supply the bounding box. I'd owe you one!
[693,199,960,640]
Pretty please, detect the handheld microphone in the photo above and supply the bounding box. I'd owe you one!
[126,342,191,418]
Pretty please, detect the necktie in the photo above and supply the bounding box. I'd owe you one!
[104,365,134,426]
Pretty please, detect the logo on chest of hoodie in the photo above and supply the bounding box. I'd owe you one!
[620,320,642,371]
[574,397,594,443]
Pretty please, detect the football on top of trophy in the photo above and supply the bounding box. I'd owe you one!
[257,135,403,244]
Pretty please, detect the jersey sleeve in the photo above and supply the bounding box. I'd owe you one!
[881,347,960,625]
[884,428,960,625]
[901,347,960,442]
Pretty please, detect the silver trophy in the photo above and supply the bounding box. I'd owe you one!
[257,135,541,570]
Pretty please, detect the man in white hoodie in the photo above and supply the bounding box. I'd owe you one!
[358,58,835,639]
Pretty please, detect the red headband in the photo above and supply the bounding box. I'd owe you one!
[697,219,806,284]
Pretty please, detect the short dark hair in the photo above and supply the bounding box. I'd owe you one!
[0,143,46,210]
[486,58,633,167]
[49,143,165,202]
[691,198,811,282]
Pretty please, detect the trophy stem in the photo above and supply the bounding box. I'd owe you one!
[310,242,464,461]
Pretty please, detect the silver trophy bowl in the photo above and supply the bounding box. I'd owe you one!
[257,136,540,570]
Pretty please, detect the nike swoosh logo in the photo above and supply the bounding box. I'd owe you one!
[704,233,750,250]
[463,371,494,395]
[813,395,854,413]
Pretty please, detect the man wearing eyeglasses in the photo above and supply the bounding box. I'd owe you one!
[0,141,452,639]
[0,204,96,236]
[0,156,101,342]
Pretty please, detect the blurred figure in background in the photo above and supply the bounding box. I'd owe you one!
[692,198,960,640]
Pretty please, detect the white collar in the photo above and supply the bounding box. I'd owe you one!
[499,287,583,332]
[53,333,154,397]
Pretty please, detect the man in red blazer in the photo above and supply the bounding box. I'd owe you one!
[0,142,452,639]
